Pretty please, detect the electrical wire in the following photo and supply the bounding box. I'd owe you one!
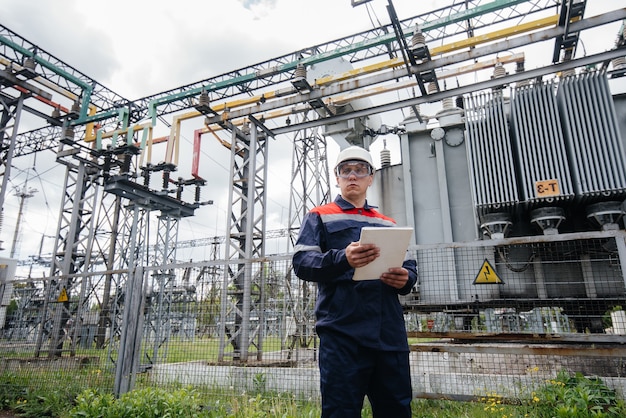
[497,247,536,273]
[365,1,384,29]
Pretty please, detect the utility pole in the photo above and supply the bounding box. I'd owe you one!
[10,184,37,259]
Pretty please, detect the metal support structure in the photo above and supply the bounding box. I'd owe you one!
[0,92,24,251]
[5,1,563,154]
[617,235,626,292]
[399,131,416,245]
[287,124,331,248]
[284,121,331,354]
[143,214,179,366]
[552,0,587,63]
[33,159,100,357]
[218,123,269,362]
[53,180,128,353]
[99,148,196,393]
[9,179,36,259]
[93,194,124,349]
[113,204,147,397]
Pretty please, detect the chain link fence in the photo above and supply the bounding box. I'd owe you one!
[1,230,626,405]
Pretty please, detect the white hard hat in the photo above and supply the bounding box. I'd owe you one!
[335,146,374,169]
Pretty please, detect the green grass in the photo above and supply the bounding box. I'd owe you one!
[163,336,433,363]
[3,341,626,417]
[3,366,626,417]
[147,336,285,363]
[3,336,433,367]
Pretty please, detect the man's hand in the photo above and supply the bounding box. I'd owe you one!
[380,267,409,289]
[346,242,380,269]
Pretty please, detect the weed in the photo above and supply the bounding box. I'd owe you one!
[530,369,626,418]
[252,372,266,394]
[69,387,207,418]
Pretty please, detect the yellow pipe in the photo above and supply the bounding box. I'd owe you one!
[165,115,181,166]
[329,53,525,107]
[153,52,526,153]
[209,90,279,112]
[194,106,300,141]
[263,14,552,112]
[0,57,79,102]
[99,122,153,139]
[137,125,153,168]
[69,14,562,153]
[95,122,155,166]
[441,52,525,77]
[164,110,203,165]
[143,128,153,167]
[1,57,102,143]
[2,12,560,156]
[84,108,99,142]
[105,14,556,156]
[0,58,98,113]
[315,58,405,86]
[315,15,556,89]
[431,15,559,56]
[219,54,527,137]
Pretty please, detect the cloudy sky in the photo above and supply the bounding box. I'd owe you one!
[1,0,622,266]
[3,0,446,99]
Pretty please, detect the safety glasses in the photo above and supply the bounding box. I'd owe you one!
[336,160,373,178]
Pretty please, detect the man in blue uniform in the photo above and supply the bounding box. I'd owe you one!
[292,145,417,418]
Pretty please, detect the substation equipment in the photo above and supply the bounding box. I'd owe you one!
[1,0,626,397]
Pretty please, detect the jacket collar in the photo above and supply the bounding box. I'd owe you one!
[334,194,378,210]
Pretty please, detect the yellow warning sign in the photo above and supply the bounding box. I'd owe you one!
[57,287,69,302]
[473,259,504,284]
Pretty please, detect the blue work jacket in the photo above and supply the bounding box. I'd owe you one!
[293,195,418,351]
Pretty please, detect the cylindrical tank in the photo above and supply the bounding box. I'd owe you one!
[0,257,17,328]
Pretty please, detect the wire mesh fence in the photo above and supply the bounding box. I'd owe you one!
[1,230,626,407]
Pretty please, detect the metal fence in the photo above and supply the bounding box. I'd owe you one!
[1,229,626,405]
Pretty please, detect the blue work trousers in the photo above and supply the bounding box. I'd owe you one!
[318,329,412,418]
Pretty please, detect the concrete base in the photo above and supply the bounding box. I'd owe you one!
[150,349,626,401]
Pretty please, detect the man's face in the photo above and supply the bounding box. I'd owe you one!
[335,160,373,201]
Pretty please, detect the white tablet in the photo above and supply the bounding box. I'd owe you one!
[352,227,413,281]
